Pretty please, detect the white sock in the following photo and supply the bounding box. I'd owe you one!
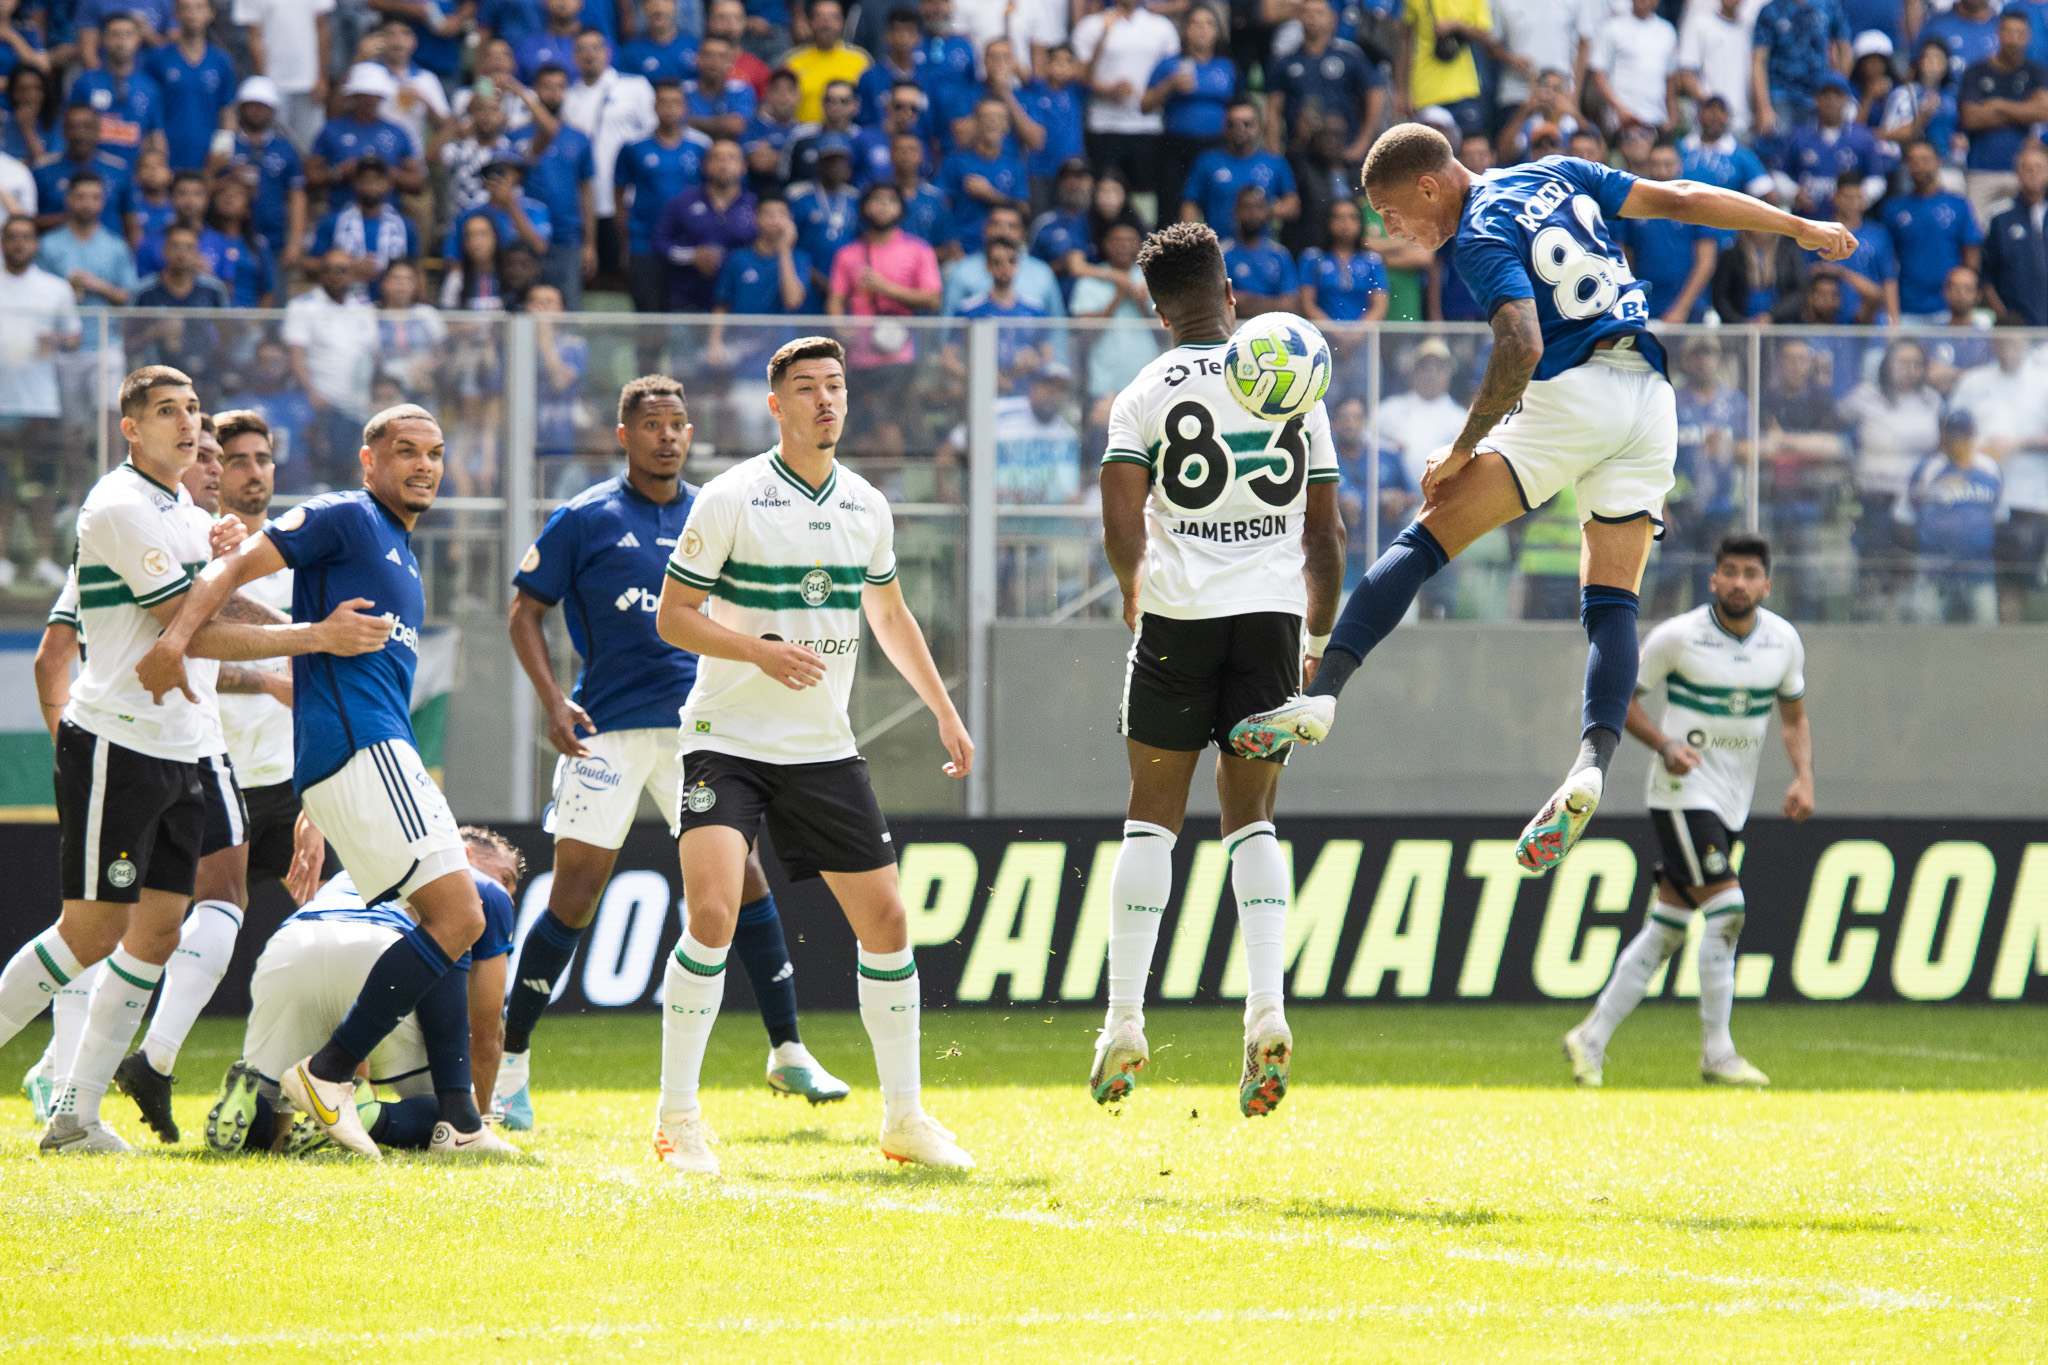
[657,932,728,1121]
[1228,821,1290,1028]
[0,924,85,1045]
[53,947,161,1126]
[858,945,922,1127]
[495,1049,530,1101]
[1697,887,1746,1063]
[1106,821,1175,1029]
[769,1039,816,1067]
[34,961,100,1083]
[1583,908,1689,1049]
[141,900,242,1075]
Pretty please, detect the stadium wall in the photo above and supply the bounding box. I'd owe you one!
[989,622,2048,819]
[1,816,2044,1016]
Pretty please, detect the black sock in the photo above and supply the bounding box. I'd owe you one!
[502,910,586,1055]
[314,931,457,1083]
[731,894,801,1047]
[1306,647,1361,699]
[1571,725,1620,779]
[368,1094,440,1149]
[248,1093,276,1155]
[415,964,478,1133]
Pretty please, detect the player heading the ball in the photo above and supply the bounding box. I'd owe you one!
[1231,124,1852,875]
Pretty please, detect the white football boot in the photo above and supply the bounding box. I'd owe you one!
[652,1112,720,1175]
[1516,768,1604,873]
[37,1114,133,1155]
[1089,1015,1149,1106]
[281,1057,380,1159]
[1702,1054,1770,1087]
[1238,1011,1293,1118]
[1228,694,1337,759]
[1562,1024,1605,1088]
[427,1121,525,1158]
[880,1113,975,1170]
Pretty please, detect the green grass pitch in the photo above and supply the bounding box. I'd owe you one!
[2,1004,2043,1362]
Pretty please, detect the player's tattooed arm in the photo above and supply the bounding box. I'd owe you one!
[216,592,290,626]
[1451,298,1542,459]
[215,664,293,706]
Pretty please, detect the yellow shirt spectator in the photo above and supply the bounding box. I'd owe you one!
[783,41,873,123]
[1407,0,1492,110]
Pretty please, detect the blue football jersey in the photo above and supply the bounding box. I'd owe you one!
[287,868,516,969]
[266,490,426,791]
[512,475,700,734]
[1452,156,1664,380]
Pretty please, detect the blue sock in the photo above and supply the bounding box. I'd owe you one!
[1578,585,1641,773]
[366,1095,441,1149]
[731,894,801,1047]
[312,929,456,1083]
[502,909,585,1055]
[414,963,480,1132]
[1314,524,1451,698]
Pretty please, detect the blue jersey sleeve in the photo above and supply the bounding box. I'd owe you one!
[1553,156,1638,220]
[513,501,581,605]
[1453,221,1536,320]
[472,875,516,962]
[265,496,355,571]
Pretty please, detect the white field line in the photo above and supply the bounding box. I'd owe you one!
[0,1298,1950,1354]
[1790,1040,2007,1064]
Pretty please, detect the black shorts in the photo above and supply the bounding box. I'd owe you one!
[242,778,318,885]
[1650,808,1739,894]
[1118,611,1303,758]
[676,750,894,882]
[55,720,207,903]
[198,752,249,858]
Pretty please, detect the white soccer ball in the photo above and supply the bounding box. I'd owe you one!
[1222,312,1332,424]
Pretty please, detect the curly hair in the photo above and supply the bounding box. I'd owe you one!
[1135,221,1226,319]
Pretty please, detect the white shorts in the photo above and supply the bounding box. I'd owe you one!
[299,739,467,908]
[544,726,682,849]
[241,920,431,1098]
[1478,350,1677,533]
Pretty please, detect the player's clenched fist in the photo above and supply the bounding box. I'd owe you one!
[208,515,248,559]
[315,597,396,656]
[1794,220,1856,262]
[756,637,827,690]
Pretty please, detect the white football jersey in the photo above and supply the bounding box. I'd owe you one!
[217,564,295,788]
[1102,339,1339,620]
[1638,604,1805,831]
[664,448,896,764]
[65,462,221,763]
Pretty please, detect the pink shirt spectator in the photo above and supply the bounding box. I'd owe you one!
[830,231,939,368]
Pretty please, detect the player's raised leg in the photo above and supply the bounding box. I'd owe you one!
[1216,751,1291,1117]
[1095,744,1199,1105]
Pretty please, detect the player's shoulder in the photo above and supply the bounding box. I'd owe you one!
[1755,606,1803,648]
[827,460,889,516]
[562,473,630,514]
[1650,603,1712,645]
[270,487,373,535]
[695,450,776,504]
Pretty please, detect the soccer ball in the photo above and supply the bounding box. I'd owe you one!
[1223,313,1332,423]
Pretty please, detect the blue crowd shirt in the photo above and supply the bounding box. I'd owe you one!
[1264,40,1378,143]
[513,29,581,82]
[1920,7,2001,81]
[68,66,164,168]
[513,475,701,732]
[1298,246,1387,321]
[1018,79,1085,179]
[1673,382,1748,515]
[715,243,811,313]
[787,180,859,307]
[614,131,708,254]
[266,490,428,792]
[857,56,919,126]
[939,146,1028,252]
[1223,235,1299,300]
[956,292,1048,378]
[135,222,240,281]
[32,151,134,233]
[1615,215,1711,322]
[1182,147,1295,235]
[1147,54,1237,141]
[133,194,176,240]
[1753,0,1851,110]
[1029,207,1090,275]
[442,196,551,257]
[1904,451,2001,573]
[898,180,957,251]
[1815,218,1896,323]
[1958,57,2048,173]
[511,123,595,247]
[226,130,306,250]
[310,117,418,204]
[75,0,175,32]
[1454,157,1661,379]
[1885,188,1982,314]
[1781,121,1884,211]
[618,31,699,83]
[685,76,757,125]
[1681,134,1769,195]
[141,41,236,169]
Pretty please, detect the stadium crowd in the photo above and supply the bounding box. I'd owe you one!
[0,0,2044,620]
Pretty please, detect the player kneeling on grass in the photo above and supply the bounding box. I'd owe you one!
[652,336,975,1175]
[207,826,525,1157]
[502,375,846,1132]
[1564,534,1815,1088]
[1093,223,1344,1116]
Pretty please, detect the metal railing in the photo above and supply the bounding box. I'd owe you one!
[3,305,2039,817]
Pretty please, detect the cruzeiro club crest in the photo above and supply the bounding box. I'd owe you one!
[799,568,833,607]
[686,784,717,814]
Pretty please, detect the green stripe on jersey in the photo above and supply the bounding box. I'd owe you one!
[722,559,869,586]
[714,578,864,612]
[1223,429,1273,454]
[665,561,716,588]
[770,452,838,505]
[77,564,123,586]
